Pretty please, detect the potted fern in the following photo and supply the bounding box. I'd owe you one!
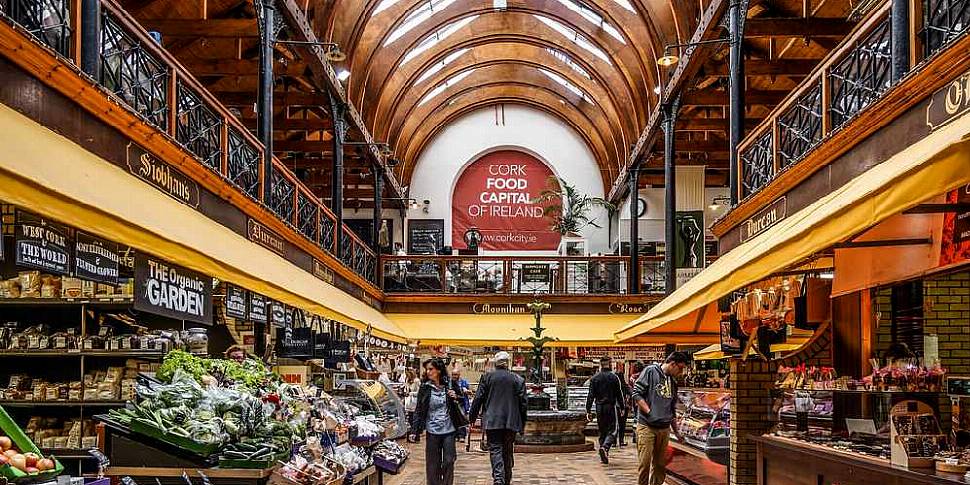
[532,176,615,255]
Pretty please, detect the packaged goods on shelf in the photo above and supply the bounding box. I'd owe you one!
[0,271,134,300]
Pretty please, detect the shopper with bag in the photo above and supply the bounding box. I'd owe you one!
[468,351,528,485]
[410,358,468,485]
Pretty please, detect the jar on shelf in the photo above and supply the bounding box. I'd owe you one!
[186,328,209,356]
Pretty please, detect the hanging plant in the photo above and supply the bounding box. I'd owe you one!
[532,176,615,236]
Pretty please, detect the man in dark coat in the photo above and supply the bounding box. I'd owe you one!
[469,351,528,485]
[586,356,627,464]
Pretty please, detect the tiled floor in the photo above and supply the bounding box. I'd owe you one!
[384,438,727,485]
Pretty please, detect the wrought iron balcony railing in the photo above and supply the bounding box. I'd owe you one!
[0,0,379,287]
[380,255,669,296]
[738,0,970,200]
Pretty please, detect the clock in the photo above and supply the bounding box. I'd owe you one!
[635,198,647,218]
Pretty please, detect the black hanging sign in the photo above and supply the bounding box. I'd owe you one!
[270,301,286,326]
[224,284,248,320]
[248,292,268,324]
[75,232,120,284]
[16,210,70,275]
[134,253,213,324]
[324,340,351,367]
[520,263,551,283]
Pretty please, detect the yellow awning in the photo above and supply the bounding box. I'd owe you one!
[0,104,407,343]
[616,109,970,343]
[387,313,718,347]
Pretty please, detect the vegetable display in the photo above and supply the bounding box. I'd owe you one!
[108,352,307,461]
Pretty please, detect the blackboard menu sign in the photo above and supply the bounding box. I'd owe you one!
[324,340,351,368]
[249,292,268,323]
[521,263,551,283]
[16,210,70,275]
[75,232,119,284]
[134,253,212,324]
[224,284,248,320]
[408,219,445,255]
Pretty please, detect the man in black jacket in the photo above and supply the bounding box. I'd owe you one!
[469,351,527,485]
[586,356,626,464]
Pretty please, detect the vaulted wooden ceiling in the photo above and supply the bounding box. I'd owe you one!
[121,0,860,204]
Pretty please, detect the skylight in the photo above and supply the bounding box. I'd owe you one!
[612,0,635,12]
[415,48,469,85]
[540,68,593,103]
[533,15,610,64]
[402,16,478,65]
[554,0,626,44]
[384,0,457,46]
[372,0,399,15]
[546,48,591,80]
[418,69,476,106]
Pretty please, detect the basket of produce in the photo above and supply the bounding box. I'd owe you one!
[271,455,347,485]
[0,406,63,482]
[372,440,408,475]
[219,441,291,469]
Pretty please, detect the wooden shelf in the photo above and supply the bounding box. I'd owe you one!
[41,448,96,460]
[0,297,133,306]
[0,350,163,358]
[0,400,127,407]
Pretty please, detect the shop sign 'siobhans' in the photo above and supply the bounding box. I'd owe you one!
[248,219,286,256]
[126,143,200,208]
[134,254,212,324]
[16,211,71,275]
[739,197,787,242]
[75,232,119,285]
[927,69,970,131]
[224,284,248,320]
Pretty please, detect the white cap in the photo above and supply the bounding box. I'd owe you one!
[494,351,511,364]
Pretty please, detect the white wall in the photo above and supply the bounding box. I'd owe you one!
[407,105,610,255]
[618,186,730,243]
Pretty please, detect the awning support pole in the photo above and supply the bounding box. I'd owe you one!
[372,164,385,253]
[629,165,641,294]
[330,93,347,256]
[728,0,748,206]
[890,0,910,83]
[257,0,275,203]
[663,96,681,295]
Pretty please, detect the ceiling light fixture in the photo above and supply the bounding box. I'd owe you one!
[657,38,730,67]
[337,69,351,81]
[276,39,347,63]
[708,196,732,211]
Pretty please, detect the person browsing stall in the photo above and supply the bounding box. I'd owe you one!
[632,352,689,485]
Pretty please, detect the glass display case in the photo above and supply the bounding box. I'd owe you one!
[675,388,730,461]
[330,379,408,439]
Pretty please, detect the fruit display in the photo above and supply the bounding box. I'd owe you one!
[0,436,57,475]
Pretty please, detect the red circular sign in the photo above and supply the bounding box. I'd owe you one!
[451,150,561,250]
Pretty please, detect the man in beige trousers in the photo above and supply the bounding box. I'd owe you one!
[631,352,689,485]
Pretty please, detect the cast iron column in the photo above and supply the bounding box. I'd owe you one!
[890,0,910,83]
[628,166,641,294]
[728,0,746,206]
[258,0,275,203]
[372,165,385,253]
[662,98,680,295]
[330,95,347,256]
[80,0,101,78]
